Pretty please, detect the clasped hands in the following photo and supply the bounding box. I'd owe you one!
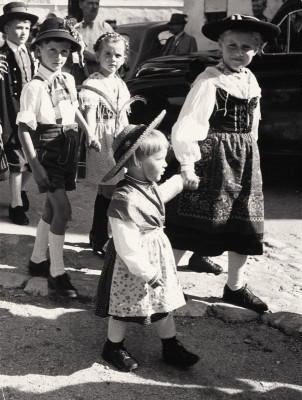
[181,170,200,191]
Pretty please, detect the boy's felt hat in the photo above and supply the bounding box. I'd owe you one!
[31,17,81,52]
[202,14,280,42]
[0,2,38,33]
[102,110,166,183]
[168,13,188,25]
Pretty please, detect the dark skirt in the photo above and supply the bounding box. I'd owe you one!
[165,131,264,256]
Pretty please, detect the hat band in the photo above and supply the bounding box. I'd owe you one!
[37,28,72,36]
[114,129,144,162]
[6,7,28,13]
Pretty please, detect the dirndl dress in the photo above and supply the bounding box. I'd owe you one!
[95,176,186,324]
[165,64,264,256]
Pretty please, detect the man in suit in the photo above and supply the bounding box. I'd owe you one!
[0,2,38,225]
[162,13,197,56]
[71,0,113,84]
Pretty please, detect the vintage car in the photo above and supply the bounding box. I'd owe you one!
[116,21,171,80]
[126,0,302,158]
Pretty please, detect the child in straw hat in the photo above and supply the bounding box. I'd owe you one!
[95,111,199,372]
[165,15,280,313]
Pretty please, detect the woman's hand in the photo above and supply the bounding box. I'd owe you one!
[181,170,199,190]
[0,55,8,80]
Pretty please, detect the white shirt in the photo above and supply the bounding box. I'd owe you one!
[17,65,78,129]
[73,15,113,63]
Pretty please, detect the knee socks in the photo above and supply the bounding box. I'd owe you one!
[107,317,127,343]
[154,314,177,339]
[49,232,65,277]
[31,218,50,263]
[227,251,248,291]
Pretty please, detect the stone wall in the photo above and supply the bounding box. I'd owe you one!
[0,0,183,25]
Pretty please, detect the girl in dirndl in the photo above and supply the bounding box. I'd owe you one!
[165,15,280,313]
[79,32,132,256]
[95,111,199,372]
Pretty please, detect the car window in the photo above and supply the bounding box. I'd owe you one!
[264,10,302,54]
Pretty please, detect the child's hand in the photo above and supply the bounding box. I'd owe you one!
[0,55,8,80]
[87,136,101,152]
[181,170,200,190]
[32,162,51,191]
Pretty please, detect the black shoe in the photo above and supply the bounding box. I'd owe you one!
[162,337,199,368]
[28,259,50,277]
[9,205,29,225]
[48,273,78,298]
[223,284,268,313]
[102,340,138,372]
[89,233,106,257]
[21,190,29,212]
[188,253,223,275]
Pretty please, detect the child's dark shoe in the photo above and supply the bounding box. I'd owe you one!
[102,340,138,372]
[47,273,78,298]
[9,205,29,225]
[162,337,199,368]
[89,233,106,257]
[21,190,30,212]
[223,284,268,313]
[28,259,50,277]
[188,253,223,275]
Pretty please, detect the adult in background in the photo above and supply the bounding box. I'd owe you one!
[70,0,113,85]
[252,0,270,22]
[162,13,197,56]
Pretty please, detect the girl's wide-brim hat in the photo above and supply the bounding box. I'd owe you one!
[0,2,38,33]
[31,17,81,52]
[102,110,166,183]
[202,14,280,42]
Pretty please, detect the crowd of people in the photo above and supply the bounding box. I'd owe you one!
[0,1,281,373]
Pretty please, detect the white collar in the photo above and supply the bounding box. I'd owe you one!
[7,40,27,53]
[36,64,63,82]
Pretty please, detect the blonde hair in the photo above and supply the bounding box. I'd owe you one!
[125,129,169,168]
[219,29,265,54]
[93,32,129,60]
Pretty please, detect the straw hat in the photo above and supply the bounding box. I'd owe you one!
[202,14,280,42]
[0,2,38,33]
[31,17,81,52]
[102,110,166,183]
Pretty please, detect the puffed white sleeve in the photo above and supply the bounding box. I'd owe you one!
[158,174,183,203]
[78,78,100,109]
[250,72,262,142]
[171,77,216,171]
[109,217,159,283]
[16,82,41,130]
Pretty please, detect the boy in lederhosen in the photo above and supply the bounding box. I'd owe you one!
[18,17,93,298]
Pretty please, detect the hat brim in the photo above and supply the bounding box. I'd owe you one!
[102,110,167,183]
[202,19,280,42]
[0,12,38,33]
[32,29,81,52]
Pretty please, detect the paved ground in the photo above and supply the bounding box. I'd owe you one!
[0,173,301,399]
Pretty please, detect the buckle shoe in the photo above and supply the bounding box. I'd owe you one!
[102,340,138,372]
[162,338,199,368]
[48,273,78,298]
[9,205,29,225]
[223,284,268,313]
[188,253,223,275]
[21,190,30,212]
[28,259,50,277]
